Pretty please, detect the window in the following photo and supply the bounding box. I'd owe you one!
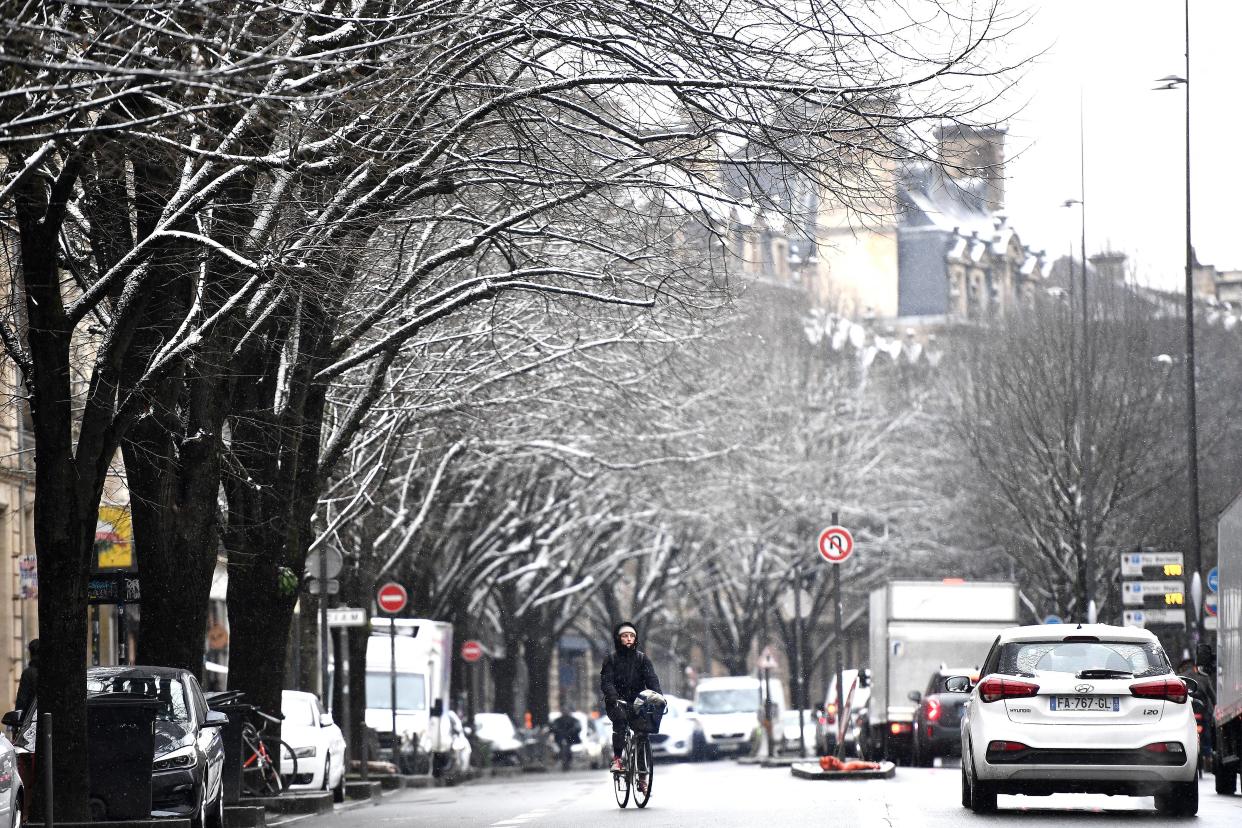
[87,674,190,723]
[995,640,1170,679]
[366,672,426,711]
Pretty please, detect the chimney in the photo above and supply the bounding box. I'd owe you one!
[935,124,1006,211]
[1088,251,1127,285]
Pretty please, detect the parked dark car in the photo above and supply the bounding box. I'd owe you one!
[7,666,226,827]
[910,666,976,767]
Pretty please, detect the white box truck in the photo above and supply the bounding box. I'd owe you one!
[866,580,1018,763]
[1210,495,1242,795]
[366,618,453,773]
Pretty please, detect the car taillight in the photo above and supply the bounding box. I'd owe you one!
[924,697,942,722]
[1129,677,1188,704]
[1142,742,1185,754]
[987,740,1028,753]
[890,722,912,735]
[978,677,1040,703]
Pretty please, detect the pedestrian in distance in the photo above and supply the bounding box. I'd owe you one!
[14,639,39,715]
[600,621,661,775]
[550,706,580,771]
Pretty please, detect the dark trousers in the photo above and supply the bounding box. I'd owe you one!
[606,704,630,756]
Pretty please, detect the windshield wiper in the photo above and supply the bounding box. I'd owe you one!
[1076,669,1133,679]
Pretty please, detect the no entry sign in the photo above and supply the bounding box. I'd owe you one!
[818,525,854,565]
[461,640,484,663]
[377,582,408,615]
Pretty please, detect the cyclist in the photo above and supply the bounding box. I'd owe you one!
[600,621,661,778]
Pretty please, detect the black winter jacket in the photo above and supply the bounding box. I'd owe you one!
[600,621,662,708]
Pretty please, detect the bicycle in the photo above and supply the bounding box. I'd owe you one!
[611,696,665,810]
[242,708,298,797]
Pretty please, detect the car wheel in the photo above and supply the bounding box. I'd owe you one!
[968,757,997,815]
[208,788,225,828]
[1155,780,1199,817]
[1215,766,1238,796]
[190,782,209,828]
[12,792,22,828]
[332,764,346,804]
[912,735,932,768]
[322,755,331,791]
[960,760,972,809]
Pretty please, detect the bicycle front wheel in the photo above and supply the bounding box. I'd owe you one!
[613,746,631,808]
[634,737,653,809]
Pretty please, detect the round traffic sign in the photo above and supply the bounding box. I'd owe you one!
[376,582,408,615]
[1207,566,1219,594]
[817,525,854,564]
[1043,615,1063,625]
[461,640,484,663]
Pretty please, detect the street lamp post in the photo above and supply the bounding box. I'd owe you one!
[1155,0,1203,642]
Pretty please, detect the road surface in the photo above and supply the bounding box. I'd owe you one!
[287,759,1242,827]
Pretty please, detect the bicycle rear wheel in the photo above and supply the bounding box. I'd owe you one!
[613,743,631,808]
[634,737,653,809]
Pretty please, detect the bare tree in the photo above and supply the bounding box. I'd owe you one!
[947,281,1181,621]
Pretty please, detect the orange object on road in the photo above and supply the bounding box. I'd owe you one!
[819,755,882,772]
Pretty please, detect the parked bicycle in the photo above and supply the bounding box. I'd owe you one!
[242,708,298,797]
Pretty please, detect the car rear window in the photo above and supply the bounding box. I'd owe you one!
[996,640,1170,678]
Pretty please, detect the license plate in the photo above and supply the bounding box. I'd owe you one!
[1049,695,1119,712]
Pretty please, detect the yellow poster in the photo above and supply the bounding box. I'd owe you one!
[95,505,134,570]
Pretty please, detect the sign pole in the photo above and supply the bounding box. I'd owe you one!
[793,578,806,757]
[340,625,351,769]
[390,618,398,767]
[320,546,330,708]
[831,511,847,760]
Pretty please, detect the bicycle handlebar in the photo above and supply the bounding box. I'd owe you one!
[252,708,285,724]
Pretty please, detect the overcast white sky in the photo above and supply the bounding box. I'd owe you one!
[999,0,1241,289]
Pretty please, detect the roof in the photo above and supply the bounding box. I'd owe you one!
[995,624,1159,645]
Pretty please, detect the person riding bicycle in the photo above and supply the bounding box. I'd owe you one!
[600,621,661,775]
[549,706,581,771]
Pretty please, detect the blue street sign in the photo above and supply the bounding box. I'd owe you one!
[1207,567,1219,594]
[1043,615,1063,625]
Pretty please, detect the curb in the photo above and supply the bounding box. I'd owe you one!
[790,760,896,780]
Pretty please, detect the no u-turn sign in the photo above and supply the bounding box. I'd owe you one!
[817,525,854,564]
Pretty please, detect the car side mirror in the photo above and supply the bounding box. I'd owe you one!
[1179,675,1200,696]
[858,669,872,688]
[1,711,21,728]
[203,710,228,728]
[907,690,922,703]
[320,713,335,727]
[943,675,973,694]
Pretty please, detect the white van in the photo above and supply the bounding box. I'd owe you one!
[366,618,453,772]
[693,675,786,756]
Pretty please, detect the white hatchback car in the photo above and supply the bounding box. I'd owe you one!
[280,690,347,801]
[957,624,1199,817]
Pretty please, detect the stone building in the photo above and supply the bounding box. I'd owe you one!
[0,224,37,709]
[709,125,1044,321]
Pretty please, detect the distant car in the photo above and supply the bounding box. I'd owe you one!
[959,624,1199,817]
[280,690,347,801]
[779,709,816,755]
[472,713,523,766]
[910,667,977,766]
[650,695,705,761]
[816,668,870,756]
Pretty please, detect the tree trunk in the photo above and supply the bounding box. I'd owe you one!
[491,622,524,722]
[522,631,553,726]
